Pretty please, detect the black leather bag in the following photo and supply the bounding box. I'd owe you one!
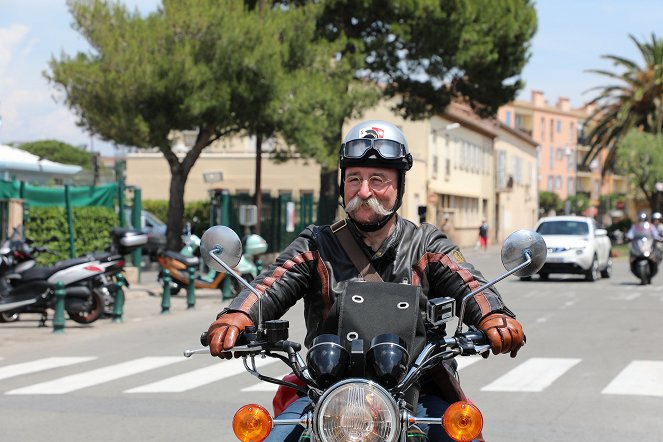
[337,281,425,356]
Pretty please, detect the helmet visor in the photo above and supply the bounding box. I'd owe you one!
[342,139,405,160]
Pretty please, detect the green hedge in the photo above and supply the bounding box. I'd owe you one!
[25,206,117,265]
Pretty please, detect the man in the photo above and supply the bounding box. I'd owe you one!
[626,212,661,241]
[207,120,525,441]
[478,220,489,251]
[652,212,663,238]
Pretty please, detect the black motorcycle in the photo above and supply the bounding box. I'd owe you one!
[0,228,146,325]
[185,226,547,442]
[628,227,661,285]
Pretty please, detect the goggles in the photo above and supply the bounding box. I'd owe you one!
[341,138,406,160]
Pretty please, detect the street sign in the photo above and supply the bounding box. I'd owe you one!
[203,171,224,183]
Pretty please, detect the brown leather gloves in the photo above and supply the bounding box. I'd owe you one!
[207,311,254,359]
[478,313,525,358]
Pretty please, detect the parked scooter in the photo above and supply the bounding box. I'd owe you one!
[0,228,147,325]
[158,223,267,297]
[185,226,547,442]
[628,225,661,285]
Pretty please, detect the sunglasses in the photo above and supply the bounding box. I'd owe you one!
[341,138,406,160]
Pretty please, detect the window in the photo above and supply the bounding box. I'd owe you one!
[515,114,522,130]
[549,146,554,170]
[554,176,562,190]
[556,119,562,133]
[512,156,523,184]
[547,176,554,191]
[540,117,545,139]
[556,148,564,161]
[497,151,507,188]
[567,177,574,195]
[505,111,511,126]
[550,119,554,141]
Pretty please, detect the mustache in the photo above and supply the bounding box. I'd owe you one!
[345,196,393,217]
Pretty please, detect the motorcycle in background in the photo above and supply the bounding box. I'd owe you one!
[158,223,267,297]
[0,228,147,325]
[185,226,547,442]
[628,225,661,285]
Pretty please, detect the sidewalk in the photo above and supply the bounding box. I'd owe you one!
[0,268,232,346]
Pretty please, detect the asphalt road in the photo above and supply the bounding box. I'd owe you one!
[1,248,662,442]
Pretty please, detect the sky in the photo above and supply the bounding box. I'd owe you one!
[0,0,662,157]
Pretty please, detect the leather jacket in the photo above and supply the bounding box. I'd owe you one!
[226,215,515,348]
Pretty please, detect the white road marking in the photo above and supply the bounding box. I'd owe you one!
[481,357,581,392]
[0,357,96,381]
[456,356,481,371]
[623,292,642,300]
[125,357,278,393]
[6,357,183,395]
[602,360,663,397]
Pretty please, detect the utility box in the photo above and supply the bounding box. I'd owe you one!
[239,204,258,226]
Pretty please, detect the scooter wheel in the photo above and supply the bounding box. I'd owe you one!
[0,312,19,323]
[67,291,105,324]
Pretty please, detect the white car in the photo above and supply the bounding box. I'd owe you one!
[531,215,612,281]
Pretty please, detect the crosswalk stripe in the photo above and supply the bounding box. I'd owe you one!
[602,360,663,397]
[5,357,183,395]
[0,357,96,381]
[456,356,481,371]
[481,357,580,392]
[125,357,279,393]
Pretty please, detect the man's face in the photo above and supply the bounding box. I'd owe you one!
[344,166,398,225]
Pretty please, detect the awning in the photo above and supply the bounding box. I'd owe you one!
[0,144,82,181]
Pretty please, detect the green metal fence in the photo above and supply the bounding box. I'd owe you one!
[210,191,317,253]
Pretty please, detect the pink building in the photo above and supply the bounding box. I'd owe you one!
[497,91,587,201]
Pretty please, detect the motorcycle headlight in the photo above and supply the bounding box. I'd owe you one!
[315,379,399,442]
[306,334,349,389]
[366,333,409,389]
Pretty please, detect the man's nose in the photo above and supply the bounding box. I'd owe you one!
[356,179,373,198]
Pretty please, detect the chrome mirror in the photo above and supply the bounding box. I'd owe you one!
[200,225,242,271]
[501,229,547,277]
[200,225,265,332]
[456,229,546,334]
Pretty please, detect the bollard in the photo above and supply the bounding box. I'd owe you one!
[112,273,126,323]
[52,282,66,333]
[221,275,232,300]
[161,269,172,314]
[186,266,196,309]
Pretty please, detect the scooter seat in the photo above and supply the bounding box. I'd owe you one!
[18,257,93,282]
[164,250,199,267]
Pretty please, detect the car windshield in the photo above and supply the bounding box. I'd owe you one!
[537,220,589,236]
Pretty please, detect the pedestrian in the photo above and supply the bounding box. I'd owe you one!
[479,220,489,252]
[206,120,524,442]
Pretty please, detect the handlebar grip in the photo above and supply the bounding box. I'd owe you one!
[463,330,487,346]
[200,332,209,347]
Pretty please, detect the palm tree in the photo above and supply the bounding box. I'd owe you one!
[582,33,663,174]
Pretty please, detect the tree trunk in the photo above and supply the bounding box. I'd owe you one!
[166,164,187,251]
[255,133,263,235]
[318,169,339,225]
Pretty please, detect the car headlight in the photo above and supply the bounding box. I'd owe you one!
[315,379,399,442]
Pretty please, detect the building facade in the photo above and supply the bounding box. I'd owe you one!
[497,91,627,224]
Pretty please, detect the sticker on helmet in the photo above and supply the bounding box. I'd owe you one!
[359,126,385,139]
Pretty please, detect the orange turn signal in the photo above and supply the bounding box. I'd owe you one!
[442,401,483,442]
[232,404,272,442]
